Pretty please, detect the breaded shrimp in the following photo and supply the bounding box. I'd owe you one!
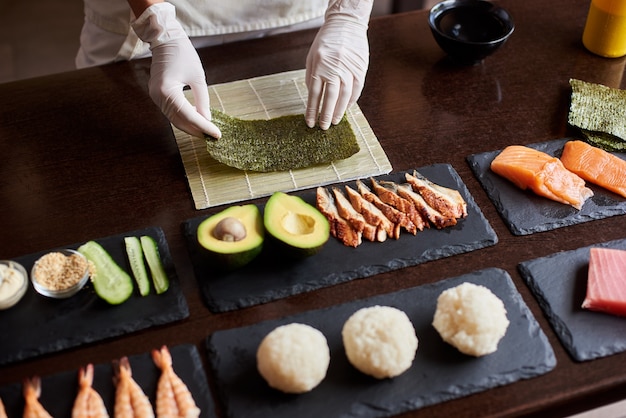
[22,377,53,418]
[113,363,132,418]
[151,346,200,418]
[113,357,155,418]
[0,396,7,418]
[72,364,109,418]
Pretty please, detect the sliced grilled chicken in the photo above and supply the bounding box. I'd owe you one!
[332,187,378,242]
[356,180,409,237]
[396,183,457,229]
[316,187,362,247]
[374,179,427,231]
[345,185,394,241]
[406,171,467,219]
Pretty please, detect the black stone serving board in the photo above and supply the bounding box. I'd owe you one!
[0,344,216,417]
[206,268,555,418]
[467,138,626,236]
[518,237,626,362]
[0,226,189,366]
[183,164,498,313]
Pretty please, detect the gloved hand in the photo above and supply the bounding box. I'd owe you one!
[305,0,373,130]
[132,3,221,138]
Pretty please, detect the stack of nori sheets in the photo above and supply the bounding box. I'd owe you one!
[568,79,626,151]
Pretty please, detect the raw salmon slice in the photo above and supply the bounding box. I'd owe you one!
[582,247,626,317]
[560,140,626,199]
[490,145,593,210]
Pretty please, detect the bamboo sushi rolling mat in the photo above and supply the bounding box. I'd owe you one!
[173,69,393,210]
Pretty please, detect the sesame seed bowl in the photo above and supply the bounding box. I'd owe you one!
[31,249,91,299]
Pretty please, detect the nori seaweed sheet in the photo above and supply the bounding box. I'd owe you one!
[205,110,360,172]
[568,79,626,151]
[581,129,626,152]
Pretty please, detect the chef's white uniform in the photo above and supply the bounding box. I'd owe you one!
[76,0,328,68]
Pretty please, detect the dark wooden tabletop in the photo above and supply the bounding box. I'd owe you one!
[1,0,626,416]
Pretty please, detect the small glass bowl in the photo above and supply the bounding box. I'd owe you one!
[0,260,29,310]
[31,249,90,299]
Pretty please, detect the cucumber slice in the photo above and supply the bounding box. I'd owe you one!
[78,240,134,305]
[140,235,169,294]
[124,236,150,296]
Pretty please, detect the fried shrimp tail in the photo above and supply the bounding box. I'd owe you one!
[72,364,109,418]
[151,345,200,418]
[23,377,53,418]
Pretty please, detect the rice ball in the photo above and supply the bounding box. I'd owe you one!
[342,305,418,379]
[256,323,330,393]
[432,282,509,357]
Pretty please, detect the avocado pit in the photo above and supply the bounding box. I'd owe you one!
[213,217,247,242]
[197,204,264,271]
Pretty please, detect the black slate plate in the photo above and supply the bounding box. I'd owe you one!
[0,226,189,366]
[206,268,555,418]
[183,164,498,312]
[518,237,626,362]
[467,138,626,235]
[0,344,216,417]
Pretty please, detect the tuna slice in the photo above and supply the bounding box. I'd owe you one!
[560,140,626,199]
[490,145,594,210]
[582,247,626,317]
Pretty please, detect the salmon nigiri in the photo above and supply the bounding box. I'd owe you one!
[491,145,593,210]
[560,140,626,199]
[582,247,626,317]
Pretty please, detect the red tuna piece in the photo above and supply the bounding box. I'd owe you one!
[582,247,626,317]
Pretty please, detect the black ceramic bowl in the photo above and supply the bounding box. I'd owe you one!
[429,0,514,64]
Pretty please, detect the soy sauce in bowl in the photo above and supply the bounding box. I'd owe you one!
[429,0,515,64]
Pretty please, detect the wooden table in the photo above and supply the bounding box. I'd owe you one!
[2,0,626,416]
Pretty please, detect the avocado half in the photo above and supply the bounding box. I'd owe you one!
[197,204,264,270]
[263,192,330,258]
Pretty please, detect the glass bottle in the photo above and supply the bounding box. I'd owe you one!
[582,0,626,57]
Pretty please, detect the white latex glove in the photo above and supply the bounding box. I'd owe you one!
[132,3,221,138]
[305,0,373,130]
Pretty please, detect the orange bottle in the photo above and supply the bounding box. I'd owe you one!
[582,0,626,57]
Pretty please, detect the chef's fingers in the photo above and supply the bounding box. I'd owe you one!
[189,81,212,120]
[349,75,365,109]
[332,76,354,126]
[167,92,222,139]
[194,117,222,139]
[318,79,341,130]
[189,81,222,139]
[305,76,324,128]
